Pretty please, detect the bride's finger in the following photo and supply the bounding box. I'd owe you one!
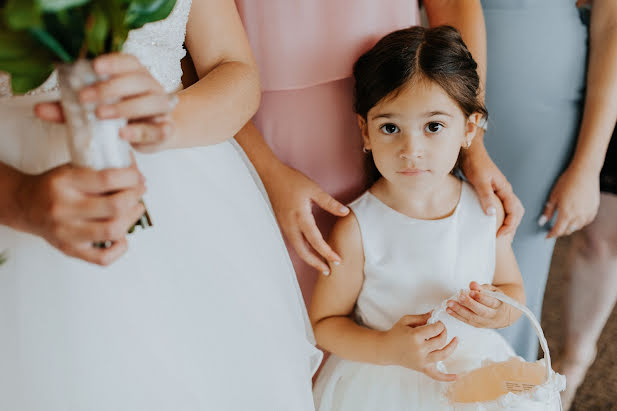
[34,102,65,123]
[93,53,144,76]
[120,121,175,146]
[79,72,164,104]
[97,93,177,120]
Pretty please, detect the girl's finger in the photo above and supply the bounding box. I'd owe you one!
[80,72,163,104]
[425,327,448,351]
[469,290,501,309]
[34,102,65,123]
[97,93,176,120]
[427,337,458,363]
[120,121,174,146]
[423,365,457,382]
[93,53,143,76]
[447,302,482,326]
[312,190,350,217]
[298,213,341,263]
[457,293,496,317]
[71,203,146,242]
[71,167,144,194]
[498,195,524,237]
[287,227,330,275]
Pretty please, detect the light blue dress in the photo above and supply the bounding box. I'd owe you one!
[481,0,588,360]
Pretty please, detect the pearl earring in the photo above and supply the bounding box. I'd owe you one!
[363,147,370,154]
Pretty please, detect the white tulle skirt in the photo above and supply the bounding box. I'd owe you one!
[314,328,514,411]
[0,95,321,411]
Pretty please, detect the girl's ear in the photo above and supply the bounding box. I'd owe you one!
[357,114,371,150]
[463,113,481,148]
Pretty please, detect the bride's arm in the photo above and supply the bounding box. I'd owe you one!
[175,0,260,147]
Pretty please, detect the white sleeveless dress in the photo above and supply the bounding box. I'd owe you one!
[0,1,321,410]
[313,181,516,410]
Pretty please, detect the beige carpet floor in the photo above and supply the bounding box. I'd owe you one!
[542,237,617,410]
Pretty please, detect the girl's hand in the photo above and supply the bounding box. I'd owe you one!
[267,164,350,274]
[13,163,146,266]
[460,145,524,237]
[35,53,178,153]
[378,313,458,382]
[539,165,600,238]
[446,282,513,329]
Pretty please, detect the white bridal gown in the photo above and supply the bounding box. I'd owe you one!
[0,1,321,410]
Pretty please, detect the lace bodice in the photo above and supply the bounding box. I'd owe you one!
[0,0,192,97]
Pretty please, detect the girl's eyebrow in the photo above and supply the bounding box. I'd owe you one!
[371,113,397,120]
[423,110,453,117]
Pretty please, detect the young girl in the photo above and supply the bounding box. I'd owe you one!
[310,26,526,410]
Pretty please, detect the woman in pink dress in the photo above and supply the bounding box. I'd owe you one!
[234,0,523,306]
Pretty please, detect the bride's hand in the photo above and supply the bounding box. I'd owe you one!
[266,163,350,275]
[13,164,146,266]
[35,53,178,153]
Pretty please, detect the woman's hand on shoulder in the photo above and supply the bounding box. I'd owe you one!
[35,53,178,153]
[268,163,350,275]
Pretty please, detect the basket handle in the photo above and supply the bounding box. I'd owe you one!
[482,290,553,383]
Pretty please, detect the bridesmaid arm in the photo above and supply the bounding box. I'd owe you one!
[0,162,25,229]
[570,0,617,174]
[423,0,486,95]
[174,0,261,148]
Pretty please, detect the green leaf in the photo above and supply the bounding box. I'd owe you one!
[40,6,87,60]
[85,5,108,56]
[4,0,42,30]
[125,0,175,29]
[39,0,90,12]
[29,27,72,62]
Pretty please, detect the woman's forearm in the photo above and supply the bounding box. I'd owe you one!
[172,60,260,148]
[570,2,617,174]
[235,121,284,184]
[313,316,387,365]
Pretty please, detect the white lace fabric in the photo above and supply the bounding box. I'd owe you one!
[0,0,191,98]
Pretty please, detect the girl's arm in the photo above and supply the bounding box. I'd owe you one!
[541,0,617,238]
[446,199,525,328]
[309,213,458,381]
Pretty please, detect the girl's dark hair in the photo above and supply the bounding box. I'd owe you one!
[353,26,487,182]
[353,25,487,119]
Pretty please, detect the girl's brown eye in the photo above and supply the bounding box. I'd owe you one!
[381,123,399,134]
[425,122,443,133]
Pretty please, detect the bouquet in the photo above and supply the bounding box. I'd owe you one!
[0,0,177,242]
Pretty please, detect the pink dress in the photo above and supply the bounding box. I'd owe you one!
[236,0,420,305]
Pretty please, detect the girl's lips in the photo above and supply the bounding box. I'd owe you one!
[397,168,426,176]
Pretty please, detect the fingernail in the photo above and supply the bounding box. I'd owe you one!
[322,270,330,275]
[332,260,341,266]
[538,215,548,227]
[446,308,453,314]
[470,291,477,298]
[487,206,496,216]
[340,206,350,214]
[447,302,454,308]
[98,105,116,118]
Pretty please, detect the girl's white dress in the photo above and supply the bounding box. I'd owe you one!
[314,181,516,410]
[0,1,321,410]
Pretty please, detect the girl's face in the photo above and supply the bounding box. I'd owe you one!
[358,77,479,191]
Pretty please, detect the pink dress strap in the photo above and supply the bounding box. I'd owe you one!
[236,0,420,91]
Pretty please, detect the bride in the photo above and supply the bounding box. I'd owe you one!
[0,0,320,410]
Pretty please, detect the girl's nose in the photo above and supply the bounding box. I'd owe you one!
[399,133,423,160]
